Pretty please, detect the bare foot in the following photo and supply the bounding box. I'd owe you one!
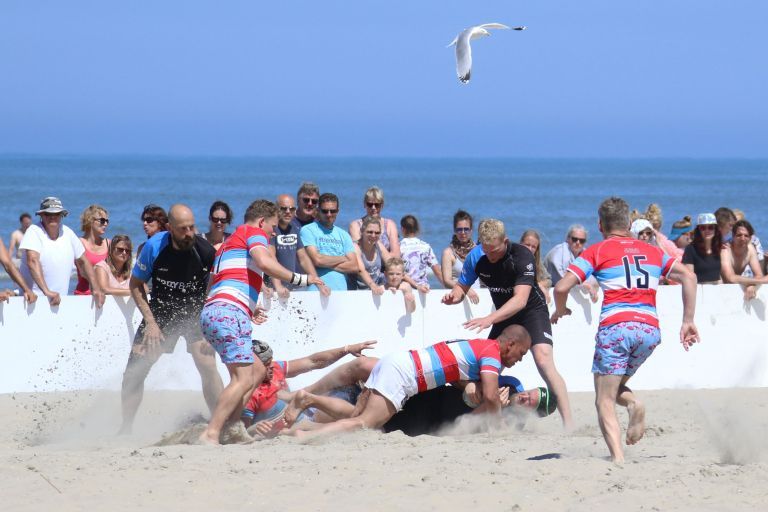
[284,389,311,427]
[197,430,220,446]
[626,401,646,445]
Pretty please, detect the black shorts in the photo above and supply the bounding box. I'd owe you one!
[132,317,204,354]
[488,307,553,346]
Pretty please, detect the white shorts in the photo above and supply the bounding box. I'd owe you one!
[365,350,419,412]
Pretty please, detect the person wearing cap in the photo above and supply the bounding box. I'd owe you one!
[661,216,694,260]
[551,196,699,464]
[682,213,723,284]
[281,374,557,438]
[630,219,656,246]
[381,377,556,437]
[290,324,532,440]
[18,197,105,307]
[239,339,377,440]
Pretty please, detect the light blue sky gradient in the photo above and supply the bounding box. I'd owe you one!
[1,1,766,157]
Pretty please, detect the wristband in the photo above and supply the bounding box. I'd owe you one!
[290,273,309,287]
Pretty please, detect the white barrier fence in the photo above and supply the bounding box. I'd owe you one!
[0,285,766,393]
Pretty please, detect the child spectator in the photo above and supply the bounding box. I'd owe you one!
[384,257,415,313]
[399,214,443,290]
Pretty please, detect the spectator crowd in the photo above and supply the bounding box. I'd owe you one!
[1,186,765,449]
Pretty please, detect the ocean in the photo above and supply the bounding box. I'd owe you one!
[1,156,767,289]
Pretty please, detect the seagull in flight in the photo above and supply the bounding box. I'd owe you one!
[448,23,526,84]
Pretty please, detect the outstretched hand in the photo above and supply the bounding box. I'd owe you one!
[463,315,493,332]
[346,340,377,356]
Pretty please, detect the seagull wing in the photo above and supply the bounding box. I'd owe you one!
[455,29,473,83]
[477,23,510,31]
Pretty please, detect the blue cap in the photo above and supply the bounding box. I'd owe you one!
[498,375,524,393]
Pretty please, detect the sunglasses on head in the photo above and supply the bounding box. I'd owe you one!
[366,202,382,209]
[95,217,109,225]
[320,208,339,215]
[302,197,319,205]
[210,216,228,224]
[570,237,586,244]
[279,206,297,213]
[455,227,471,233]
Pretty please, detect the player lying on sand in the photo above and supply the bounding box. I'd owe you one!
[287,324,532,440]
[240,340,377,439]
[276,374,558,437]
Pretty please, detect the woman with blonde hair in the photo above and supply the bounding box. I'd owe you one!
[95,235,133,296]
[519,229,552,303]
[74,204,110,295]
[349,186,400,257]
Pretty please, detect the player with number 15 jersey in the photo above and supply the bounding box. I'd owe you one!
[567,238,675,328]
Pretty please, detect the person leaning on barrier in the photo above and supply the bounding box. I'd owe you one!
[720,219,768,301]
[0,235,36,303]
[19,197,105,307]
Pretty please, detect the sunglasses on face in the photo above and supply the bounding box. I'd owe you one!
[210,217,228,224]
[639,230,652,237]
[143,217,157,224]
[95,217,109,225]
[320,208,339,215]
[699,225,716,231]
[42,213,62,218]
[301,197,319,205]
[279,206,297,213]
[114,247,131,254]
[570,237,586,244]
[455,227,471,233]
[365,230,381,236]
[366,202,382,209]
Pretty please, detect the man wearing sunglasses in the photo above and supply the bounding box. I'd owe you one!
[544,224,599,302]
[270,194,328,297]
[292,182,321,230]
[19,196,105,307]
[300,192,359,291]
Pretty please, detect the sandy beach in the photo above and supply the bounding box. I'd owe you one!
[1,388,766,511]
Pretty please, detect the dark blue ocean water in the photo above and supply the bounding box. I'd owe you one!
[2,156,767,288]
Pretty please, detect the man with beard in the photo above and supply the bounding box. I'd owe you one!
[119,204,222,435]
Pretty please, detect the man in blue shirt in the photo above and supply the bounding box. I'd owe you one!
[300,193,358,291]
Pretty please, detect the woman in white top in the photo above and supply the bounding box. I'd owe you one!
[95,235,133,296]
[441,210,479,304]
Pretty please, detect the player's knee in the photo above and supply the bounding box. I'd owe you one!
[123,354,153,388]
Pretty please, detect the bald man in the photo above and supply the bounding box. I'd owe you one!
[119,204,223,434]
[269,194,325,298]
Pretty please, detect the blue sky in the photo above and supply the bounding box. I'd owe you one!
[1,1,766,157]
